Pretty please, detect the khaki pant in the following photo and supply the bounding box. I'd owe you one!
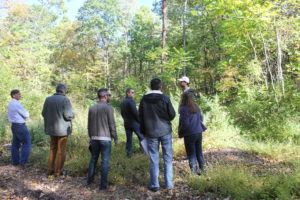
[48,136,68,176]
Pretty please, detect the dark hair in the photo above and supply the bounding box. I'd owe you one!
[97,88,110,98]
[179,92,199,113]
[126,88,133,96]
[56,84,67,93]
[150,78,162,90]
[10,89,20,97]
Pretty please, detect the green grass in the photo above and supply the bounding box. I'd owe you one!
[189,165,300,200]
[1,98,300,199]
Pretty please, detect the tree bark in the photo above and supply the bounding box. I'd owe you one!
[182,0,187,75]
[161,0,168,71]
[260,31,278,103]
[275,20,284,95]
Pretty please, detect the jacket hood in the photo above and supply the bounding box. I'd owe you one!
[143,91,164,104]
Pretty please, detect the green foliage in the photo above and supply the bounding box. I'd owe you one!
[230,88,300,142]
[189,166,300,199]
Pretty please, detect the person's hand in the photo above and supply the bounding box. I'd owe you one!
[114,140,119,146]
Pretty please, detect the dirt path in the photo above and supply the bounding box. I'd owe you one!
[0,147,288,200]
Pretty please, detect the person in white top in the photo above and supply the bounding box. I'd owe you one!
[7,89,31,166]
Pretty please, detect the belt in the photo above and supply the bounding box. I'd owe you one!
[12,123,25,125]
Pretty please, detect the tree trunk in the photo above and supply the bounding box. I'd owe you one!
[105,49,110,90]
[161,0,168,71]
[275,20,284,95]
[182,0,188,75]
[260,32,278,103]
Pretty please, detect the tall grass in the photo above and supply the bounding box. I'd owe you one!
[189,166,300,199]
[2,96,300,198]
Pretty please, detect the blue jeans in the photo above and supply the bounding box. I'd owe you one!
[11,124,31,165]
[125,123,143,154]
[147,134,173,189]
[88,140,111,189]
[184,133,204,171]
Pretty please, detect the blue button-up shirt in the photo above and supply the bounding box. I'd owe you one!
[8,99,29,123]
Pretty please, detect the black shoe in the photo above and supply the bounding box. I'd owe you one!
[99,186,107,190]
[127,151,132,158]
[60,169,68,176]
[148,187,159,192]
[87,178,93,185]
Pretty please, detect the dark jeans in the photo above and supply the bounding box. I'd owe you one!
[88,140,111,189]
[184,133,204,172]
[11,124,31,165]
[125,123,143,154]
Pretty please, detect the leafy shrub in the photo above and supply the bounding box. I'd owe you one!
[189,166,300,199]
[229,94,300,142]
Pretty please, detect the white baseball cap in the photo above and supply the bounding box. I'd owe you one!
[178,76,190,83]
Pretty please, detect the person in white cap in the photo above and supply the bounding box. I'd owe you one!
[178,76,196,99]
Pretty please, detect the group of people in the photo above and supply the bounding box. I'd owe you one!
[7,76,206,192]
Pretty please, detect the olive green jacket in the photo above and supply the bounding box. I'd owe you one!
[42,94,75,136]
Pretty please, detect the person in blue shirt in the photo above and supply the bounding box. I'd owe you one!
[120,88,143,157]
[178,92,207,174]
[7,89,31,166]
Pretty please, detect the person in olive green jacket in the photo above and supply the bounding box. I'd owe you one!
[42,84,75,177]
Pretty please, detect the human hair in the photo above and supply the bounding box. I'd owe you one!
[179,92,199,113]
[126,88,133,97]
[150,78,162,90]
[97,88,109,99]
[56,84,67,93]
[10,89,20,97]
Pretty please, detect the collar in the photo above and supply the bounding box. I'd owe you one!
[54,93,65,96]
[145,90,163,95]
[184,87,190,92]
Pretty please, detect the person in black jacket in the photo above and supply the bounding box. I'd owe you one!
[139,78,176,192]
[120,88,143,157]
[178,92,207,174]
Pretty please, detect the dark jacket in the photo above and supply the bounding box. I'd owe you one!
[139,91,176,138]
[120,97,139,127]
[88,101,118,143]
[178,106,206,138]
[184,88,196,99]
[42,94,75,136]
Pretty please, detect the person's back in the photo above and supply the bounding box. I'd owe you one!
[139,78,176,192]
[42,84,74,177]
[87,89,118,190]
[88,101,117,140]
[120,96,139,126]
[120,88,143,157]
[178,92,206,174]
[42,93,74,136]
[178,106,206,138]
[42,94,74,136]
[139,92,175,138]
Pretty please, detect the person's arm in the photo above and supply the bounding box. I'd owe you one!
[108,106,118,145]
[199,109,207,132]
[87,108,92,138]
[63,98,75,121]
[17,102,29,119]
[129,100,139,122]
[199,109,204,122]
[167,99,176,121]
[41,99,47,118]
[138,98,145,136]
[179,107,190,133]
